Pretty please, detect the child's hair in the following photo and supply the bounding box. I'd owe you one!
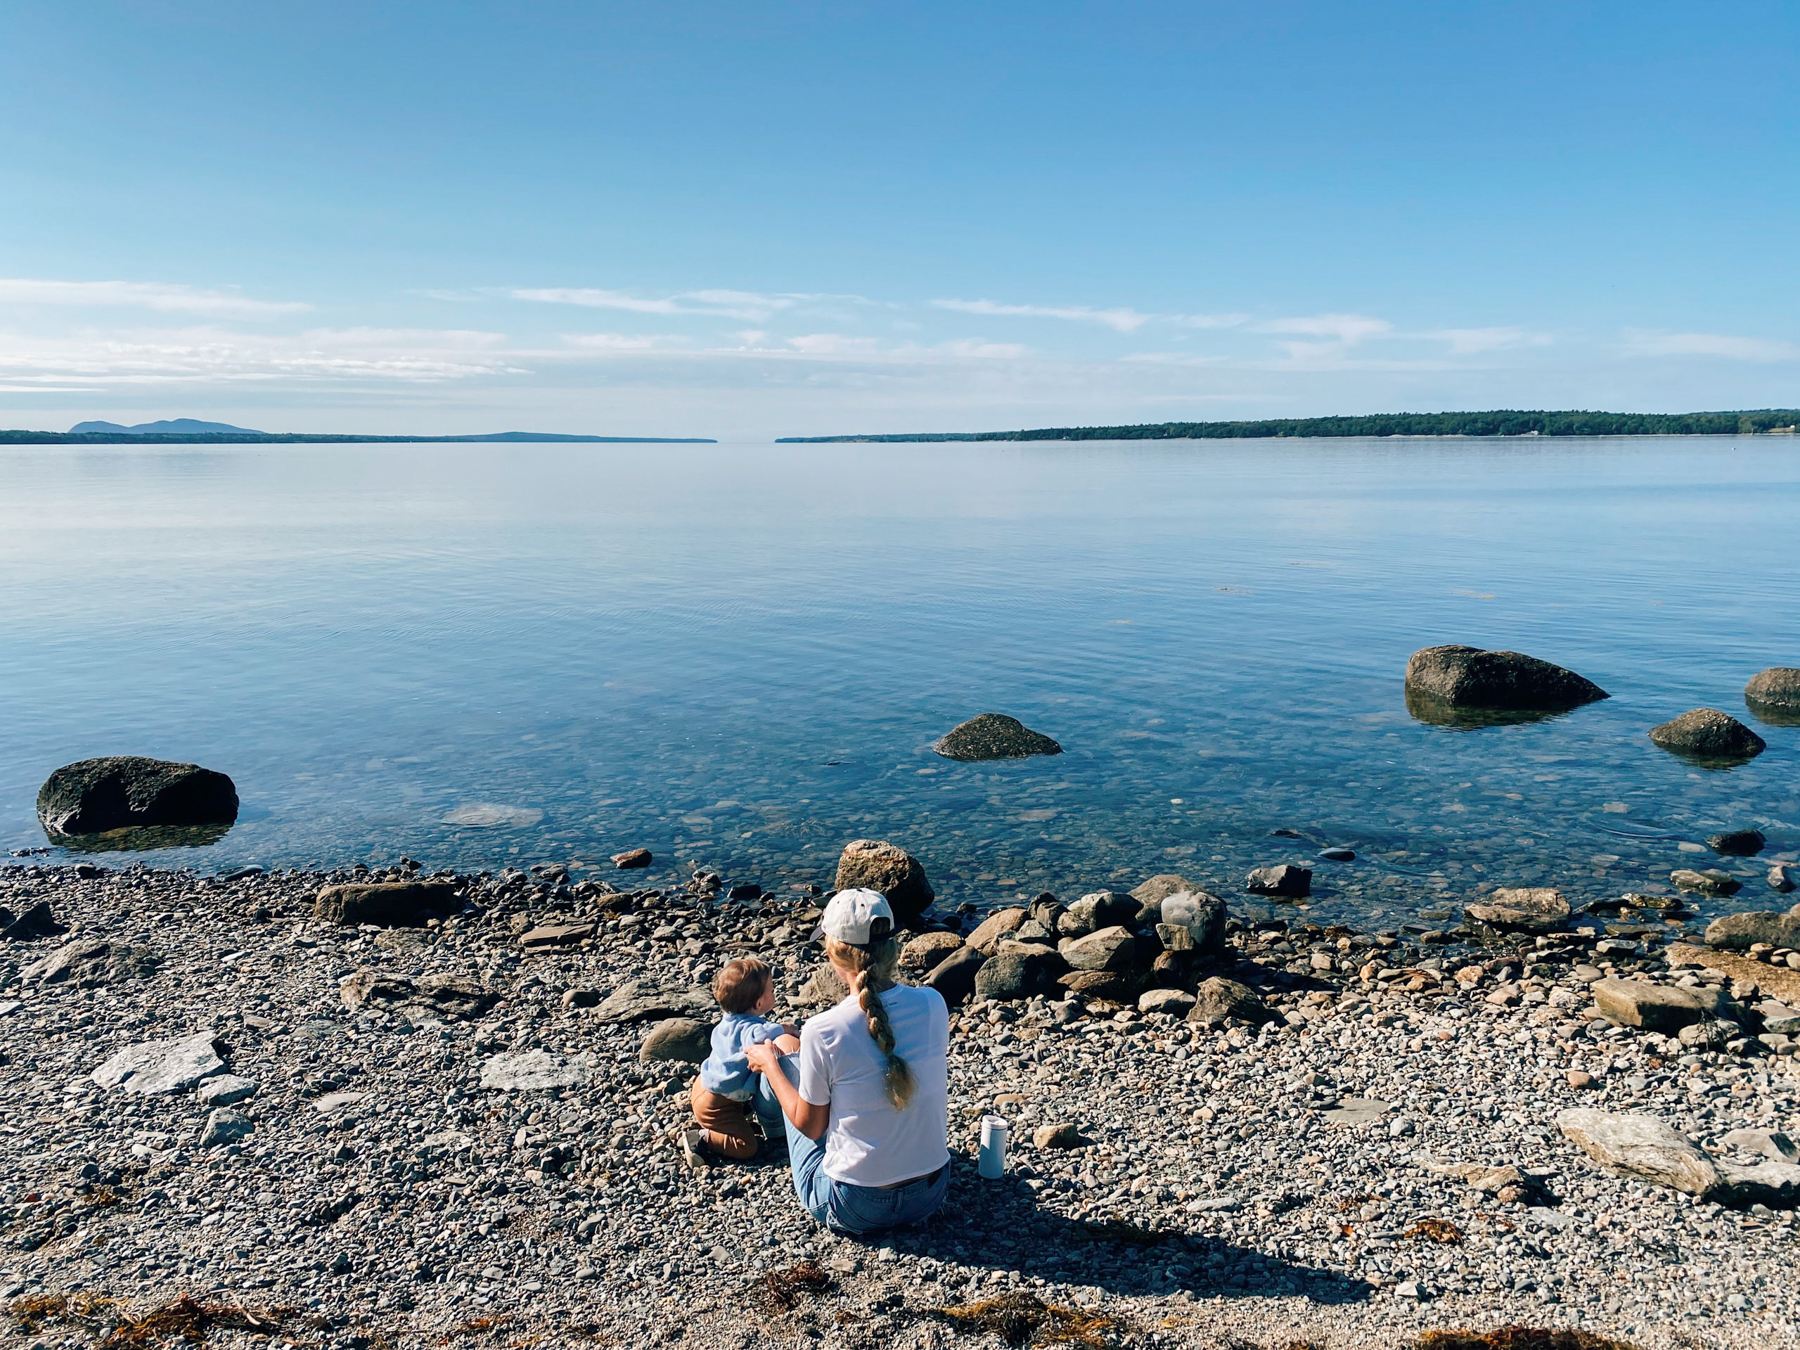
[824,933,914,1110]
[712,957,772,1014]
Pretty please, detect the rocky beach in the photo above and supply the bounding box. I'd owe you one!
[4,836,1799,1350]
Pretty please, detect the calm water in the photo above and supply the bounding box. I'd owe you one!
[3,437,1798,930]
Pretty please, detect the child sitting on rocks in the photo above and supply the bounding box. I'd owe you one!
[687,957,801,1160]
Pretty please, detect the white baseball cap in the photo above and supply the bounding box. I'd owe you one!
[814,887,895,945]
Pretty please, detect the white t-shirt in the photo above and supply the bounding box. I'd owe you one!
[797,984,949,1187]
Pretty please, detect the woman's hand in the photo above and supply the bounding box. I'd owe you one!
[744,1040,783,1076]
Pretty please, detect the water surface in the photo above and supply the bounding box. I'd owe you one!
[2,437,1796,929]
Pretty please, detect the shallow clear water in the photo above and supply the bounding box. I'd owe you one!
[3,437,1797,928]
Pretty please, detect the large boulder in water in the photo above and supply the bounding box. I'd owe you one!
[1404,646,1607,713]
[1745,668,1800,727]
[933,713,1061,761]
[37,757,238,838]
[1649,709,1766,763]
[834,839,934,924]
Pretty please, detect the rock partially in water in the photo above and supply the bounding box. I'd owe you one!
[1745,667,1800,726]
[1465,887,1571,935]
[1709,828,1766,857]
[933,713,1062,762]
[37,756,238,838]
[1245,865,1311,898]
[1403,645,1608,712]
[1672,868,1742,897]
[612,848,653,869]
[833,839,934,924]
[1703,907,1800,950]
[1648,708,1766,762]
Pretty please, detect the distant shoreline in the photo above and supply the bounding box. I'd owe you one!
[0,431,717,445]
[777,408,1800,443]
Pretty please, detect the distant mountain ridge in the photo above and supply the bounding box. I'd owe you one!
[71,418,264,435]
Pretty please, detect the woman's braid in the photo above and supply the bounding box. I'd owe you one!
[828,935,915,1110]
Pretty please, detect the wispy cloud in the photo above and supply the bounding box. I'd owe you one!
[931,298,1153,333]
[1257,313,1393,343]
[1623,329,1800,362]
[1169,312,1250,329]
[0,278,310,316]
[561,332,680,351]
[511,287,870,323]
[1427,326,1553,355]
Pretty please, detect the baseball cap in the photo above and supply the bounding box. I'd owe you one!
[813,887,895,945]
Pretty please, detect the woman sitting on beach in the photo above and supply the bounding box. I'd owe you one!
[744,887,950,1235]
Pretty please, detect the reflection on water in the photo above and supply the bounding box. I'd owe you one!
[46,822,235,853]
[1,437,1797,931]
[1402,687,1577,730]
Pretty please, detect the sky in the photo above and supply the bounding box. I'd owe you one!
[1,1,1796,439]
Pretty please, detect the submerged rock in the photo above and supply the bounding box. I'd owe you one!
[1709,828,1767,857]
[1648,708,1766,762]
[833,839,935,924]
[1465,887,1571,935]
[1403,645,1608,711]
[1245,865,1311,898]
[1672,868,1742,897]
[37,756,238,838]
[933,713,1062,762]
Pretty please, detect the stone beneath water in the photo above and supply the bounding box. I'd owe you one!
[1403,645,1608,711]
[833,839,934,924]
[1745,666,1800,726]
[1672,868,1742,897]
[612,848,653,869]
[1709,828,1766,856]
[37,756,238,837]
[1649,708,1766,762]
[440,802,543,828]
[1465,887,1571,935]
[933,713,1062,762]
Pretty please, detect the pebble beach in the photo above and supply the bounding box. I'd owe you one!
[4,852,1798,1350]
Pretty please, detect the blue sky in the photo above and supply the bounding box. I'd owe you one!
[1,1,1795,438]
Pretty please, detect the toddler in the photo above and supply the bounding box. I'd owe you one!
[687,957,800,1160]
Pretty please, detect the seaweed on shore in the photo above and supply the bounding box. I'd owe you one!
[930,1291,1131,1347]
[756,1258,833,1313]
[1414,1329,1642,1350]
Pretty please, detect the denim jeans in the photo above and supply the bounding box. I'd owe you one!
[782,1106,948,1236]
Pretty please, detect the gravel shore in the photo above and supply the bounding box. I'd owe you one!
[2,858,1796,1350]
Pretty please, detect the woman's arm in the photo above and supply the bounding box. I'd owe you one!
[744,1041,828,1140]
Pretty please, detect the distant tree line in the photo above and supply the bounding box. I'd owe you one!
[777,409,1800,443]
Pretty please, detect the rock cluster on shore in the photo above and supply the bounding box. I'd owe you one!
[1,844,1797,1350]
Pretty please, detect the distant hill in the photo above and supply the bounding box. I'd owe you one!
[7,426,715,445]
[70,418,265,435]
[778,408,1800,443]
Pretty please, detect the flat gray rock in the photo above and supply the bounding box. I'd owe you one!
[198,1107,254,1148]
[1590,976,1706,1033]
[22,938,159,986]
[92,1031,225,1095]
[1321,1097,1391,1127]
[480,1049,586,1091]
[196,1074,259,1107]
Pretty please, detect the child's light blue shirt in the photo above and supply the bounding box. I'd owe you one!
[699,1012,785,1101]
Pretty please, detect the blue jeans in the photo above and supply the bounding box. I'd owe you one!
[781,1107,948,1236]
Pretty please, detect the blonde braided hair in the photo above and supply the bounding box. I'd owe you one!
[825,933,915,1110]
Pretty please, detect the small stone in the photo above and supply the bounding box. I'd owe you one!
[520,922,597,951]
[1033,1123,1082,1149]
[1318,847,1356,862]
[1187,977,1275,1025]
[561,988,602,1008]
[196,1074,258,1107]
[1566,1070,1595,1089]
[1395,1280,1421,1300]
[1721,1129,1799,1163]
[1138,988,1196,1016]
[1322,1098,1392,1127]
[612,849,653,869]
[1246,865,1311,898]
[198,1107,254,1148]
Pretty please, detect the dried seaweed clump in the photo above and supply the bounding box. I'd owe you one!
[100,1294,290,1348]
[932,1291,1130,1348]
[758,1259,833,1313]
[1405,1219,1466,1245]
[1415,1329,1642,1350]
